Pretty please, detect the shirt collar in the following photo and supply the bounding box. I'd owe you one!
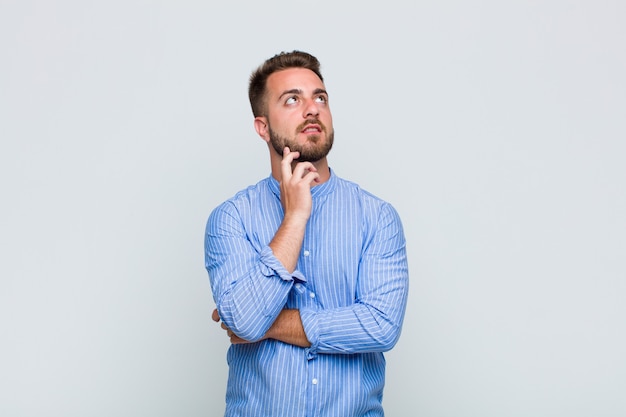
[268,167,337,200]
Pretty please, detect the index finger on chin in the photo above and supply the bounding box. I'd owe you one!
[280,147,299,179]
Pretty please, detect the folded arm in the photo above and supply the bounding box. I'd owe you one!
[205,148,318,342]
[301,203,409,355]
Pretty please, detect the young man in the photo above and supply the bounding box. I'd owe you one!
[205,50,409,416]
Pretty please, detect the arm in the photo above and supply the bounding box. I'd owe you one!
[210,198,408,352]
[300,203,409,355]
[205,204,292,342]
[268,147,319,273]
[206,148,319,342]
[213,308,311,348]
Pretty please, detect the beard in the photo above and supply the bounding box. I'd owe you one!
[268,120,334,163]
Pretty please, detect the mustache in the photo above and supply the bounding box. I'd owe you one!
[296,119,326,133]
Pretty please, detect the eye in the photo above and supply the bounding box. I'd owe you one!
[285,96,298,105]
[315,95,327,103]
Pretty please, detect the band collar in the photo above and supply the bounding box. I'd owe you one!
[268,168,337,200]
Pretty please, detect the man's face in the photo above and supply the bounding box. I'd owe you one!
[263,68,334,162]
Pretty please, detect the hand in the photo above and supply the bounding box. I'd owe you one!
[278,147,320,222]
[211,308,310,348]
[268,147,319,273]
[212,308,250,345]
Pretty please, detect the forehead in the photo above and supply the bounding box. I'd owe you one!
[266,68,326,98]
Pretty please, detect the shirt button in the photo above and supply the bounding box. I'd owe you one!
[303,250,310,257]
[312,378,318,385]
[309,292,316,299]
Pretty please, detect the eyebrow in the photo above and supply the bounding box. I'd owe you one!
[278,88,328,100]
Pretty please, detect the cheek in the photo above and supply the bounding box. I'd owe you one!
[269,112,294,129]
[322,113,333,129]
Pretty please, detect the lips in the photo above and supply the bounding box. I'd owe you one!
[299,118,324,134]
[302,124,322,133]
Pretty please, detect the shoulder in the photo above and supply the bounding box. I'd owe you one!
[333,175,395,208]
[331,174,402,224]
[207,177,273,227]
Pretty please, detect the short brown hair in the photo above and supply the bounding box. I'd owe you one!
[248,50,324,117]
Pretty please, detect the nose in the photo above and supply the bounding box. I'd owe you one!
[303,98,320,118]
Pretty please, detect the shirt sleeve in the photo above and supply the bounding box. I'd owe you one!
[300,203,409,356]
[205,201,305,342]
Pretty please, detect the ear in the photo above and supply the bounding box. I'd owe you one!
[254,116,270,143]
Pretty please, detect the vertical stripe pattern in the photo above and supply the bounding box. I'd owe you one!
[205,170,409,417]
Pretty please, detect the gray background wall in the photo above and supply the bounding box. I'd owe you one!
[1,1,624,416]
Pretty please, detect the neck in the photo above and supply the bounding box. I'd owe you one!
[270,152,331,185]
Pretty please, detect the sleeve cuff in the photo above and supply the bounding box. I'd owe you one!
[300,308,319,359]
[259,246,307,283]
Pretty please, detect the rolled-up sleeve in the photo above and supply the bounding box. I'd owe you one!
[205,201,305,342]
[300,203,409,355]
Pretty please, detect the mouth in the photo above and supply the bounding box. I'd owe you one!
[301,124,322,134]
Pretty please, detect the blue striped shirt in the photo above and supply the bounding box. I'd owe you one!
[205,169,409,417]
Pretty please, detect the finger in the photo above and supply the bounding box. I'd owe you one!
[211,308,220,322]
[221,322,228,330]
[291,161,318,180]
[291,163,320,187]
[230,335,247,344]
[280,147,299,180]
[304,169,321,184]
